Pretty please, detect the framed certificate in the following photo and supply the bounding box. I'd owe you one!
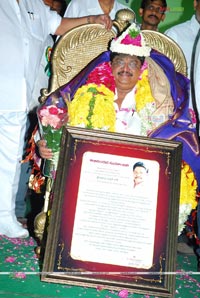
[41,126,182,297]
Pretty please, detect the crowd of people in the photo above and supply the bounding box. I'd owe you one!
[0,0,200,268]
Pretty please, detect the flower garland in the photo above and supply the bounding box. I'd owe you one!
[67,83,115,131]
[178,161,198,235]
[135,63,156,136]
[135,68,155,112]
[86,62,115,93]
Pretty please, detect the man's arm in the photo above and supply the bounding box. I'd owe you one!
[55,14,112,35]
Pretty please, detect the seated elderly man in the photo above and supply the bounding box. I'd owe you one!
[37,23,200,249]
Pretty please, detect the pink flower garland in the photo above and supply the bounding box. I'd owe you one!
[86,60,148,92]
[86,62,115,92]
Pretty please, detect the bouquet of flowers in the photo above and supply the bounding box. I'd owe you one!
[37,95,68,178]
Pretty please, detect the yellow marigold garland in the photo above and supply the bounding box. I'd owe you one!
[135,68,155,112]
[135,68,156,135]
[67,83,115,131]
[180,162,197,208]
[178,161,198,234]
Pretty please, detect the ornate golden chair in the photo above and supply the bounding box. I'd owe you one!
[40,14,186,104]
[39,8,136,103]
[35,8,137,249]
[34,10,187,252]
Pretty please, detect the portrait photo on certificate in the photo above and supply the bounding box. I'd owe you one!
[70,151,160,269]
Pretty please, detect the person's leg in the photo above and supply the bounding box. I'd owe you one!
[0,112,29,238]
[15,162,31,216]
[15,111,38,223]
[15,116,32,220]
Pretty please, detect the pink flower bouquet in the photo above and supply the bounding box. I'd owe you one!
[37,95,68,178]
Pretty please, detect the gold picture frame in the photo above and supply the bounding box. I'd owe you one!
[41,126,182,298]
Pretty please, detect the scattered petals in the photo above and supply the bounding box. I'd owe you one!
[96,285,104,291]
[13,272,26,279]
[5,256,16,263]
[118,289,129,297]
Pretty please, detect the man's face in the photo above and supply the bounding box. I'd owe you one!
[43,0,63,15]
[111,54,142,92]
[139,0,166,28]
[133,166,147,187]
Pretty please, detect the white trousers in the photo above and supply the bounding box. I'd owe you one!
[0,112,27,218]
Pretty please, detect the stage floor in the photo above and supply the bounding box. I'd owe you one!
[0,235,200,298]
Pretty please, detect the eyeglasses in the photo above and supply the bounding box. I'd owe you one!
[145,5,165,14]
[112,59,141,70]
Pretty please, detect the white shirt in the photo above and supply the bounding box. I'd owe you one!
[64,0,130,19]
[165,15,200,121]
[0,0,61,111]
[114,88,142,135]
[31,35,54,111]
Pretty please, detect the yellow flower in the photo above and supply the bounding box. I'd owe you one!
[135,69,155,112]
[134,68,156,135]
[68,83,115,131]
[178,161,198,235]
[180,162,197,209]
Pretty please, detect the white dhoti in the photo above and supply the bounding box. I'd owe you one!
[0,111,27,218]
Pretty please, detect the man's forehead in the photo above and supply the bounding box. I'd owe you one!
[113,54,138,60]
[145,0,165,7]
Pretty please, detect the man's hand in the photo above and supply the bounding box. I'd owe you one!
[37,140,53,159]
[91,14,113,30]
[56,14,112,35]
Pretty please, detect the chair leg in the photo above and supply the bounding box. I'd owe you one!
[34,177,53,255]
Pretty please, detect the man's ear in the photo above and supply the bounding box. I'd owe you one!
[161,13,166,22]
[194,0,198,10]
[139,8,144,17]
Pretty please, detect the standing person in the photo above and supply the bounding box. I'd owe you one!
[16,0,67,229]
[139,0,167,30]
[165,0,200,258]
[44,0,67,16]
[165,0,200,133]
[64,0,132,19]
[0,0,112,239]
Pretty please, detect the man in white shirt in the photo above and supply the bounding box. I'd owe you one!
[0,0,112,238]
[132,162,149,197]
[15,0,67,227]
[165,1,200,258]
[139,0,167,30]
[165,0,200,135]
[64,0,132,19]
